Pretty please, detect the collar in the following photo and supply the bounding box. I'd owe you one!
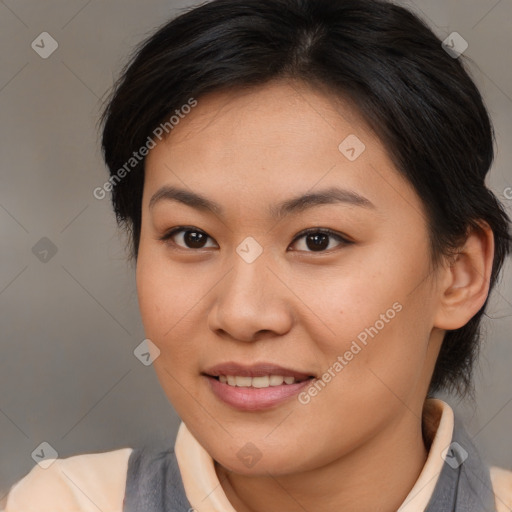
[175,398,454,512]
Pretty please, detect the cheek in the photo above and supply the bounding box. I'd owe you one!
[291,252,415,351]
[135,262,200,411]
[136,258,169,339]
[136,246,204,342]
[135,250,204,408]
[298,242,434,394]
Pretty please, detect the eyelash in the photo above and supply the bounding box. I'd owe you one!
[158,226,352,253]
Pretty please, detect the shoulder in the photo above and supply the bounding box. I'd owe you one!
[3,447,133,512]
[490,465,512,512]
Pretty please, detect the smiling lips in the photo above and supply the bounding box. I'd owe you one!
[203,362,314,410]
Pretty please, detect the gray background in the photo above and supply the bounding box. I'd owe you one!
[1,0,511,497]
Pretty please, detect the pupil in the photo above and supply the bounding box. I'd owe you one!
[185,231,206,248]
[307,233,329,251]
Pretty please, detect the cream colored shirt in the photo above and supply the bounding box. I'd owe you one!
[3,399,512,512]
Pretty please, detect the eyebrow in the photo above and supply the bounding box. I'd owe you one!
[149,185,375,219]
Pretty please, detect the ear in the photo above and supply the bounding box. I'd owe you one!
[434,222,495,330]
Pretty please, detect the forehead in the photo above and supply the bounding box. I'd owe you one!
[152,79,372,155]
[143,80,421,221]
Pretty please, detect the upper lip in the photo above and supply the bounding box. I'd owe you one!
[203,362,314,381]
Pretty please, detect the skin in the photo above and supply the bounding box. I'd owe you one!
[136,79,494,512]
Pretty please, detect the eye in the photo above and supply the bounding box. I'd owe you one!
[289,228,352,253]
[159,226,352,253]
[159,226,218,250]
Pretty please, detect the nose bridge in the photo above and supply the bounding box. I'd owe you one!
[224,245,271,309]
[209,240,292,341]
[226,234,272,299]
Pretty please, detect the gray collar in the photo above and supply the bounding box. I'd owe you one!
[124,416,496,512]
[424,414,496,511]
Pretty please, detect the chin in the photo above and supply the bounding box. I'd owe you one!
[210,441,314,477]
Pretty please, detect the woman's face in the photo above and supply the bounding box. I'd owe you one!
[137,80,445,475]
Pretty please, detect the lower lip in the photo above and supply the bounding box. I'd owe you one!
[205,375,313,411]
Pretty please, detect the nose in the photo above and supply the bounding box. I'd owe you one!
[207,255,294,343]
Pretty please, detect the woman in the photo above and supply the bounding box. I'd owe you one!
[4,0,512,510]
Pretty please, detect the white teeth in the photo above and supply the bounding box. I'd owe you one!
[252,376,269,388]
[269,375,284,386]
[235,376,252,387]
[218,375,300,388]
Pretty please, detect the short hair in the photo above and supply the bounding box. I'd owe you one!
[101,0,511,397]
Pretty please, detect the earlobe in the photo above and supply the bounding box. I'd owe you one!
[434,222,495,330]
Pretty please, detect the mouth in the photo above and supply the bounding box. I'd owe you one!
[210,374,311,387]
[202,362,315,410]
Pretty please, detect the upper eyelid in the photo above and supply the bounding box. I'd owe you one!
[293,227,350,241]
[290,228,352,250]
[160,226,218,245]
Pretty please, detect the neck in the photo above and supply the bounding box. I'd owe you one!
[215,411,428,512]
